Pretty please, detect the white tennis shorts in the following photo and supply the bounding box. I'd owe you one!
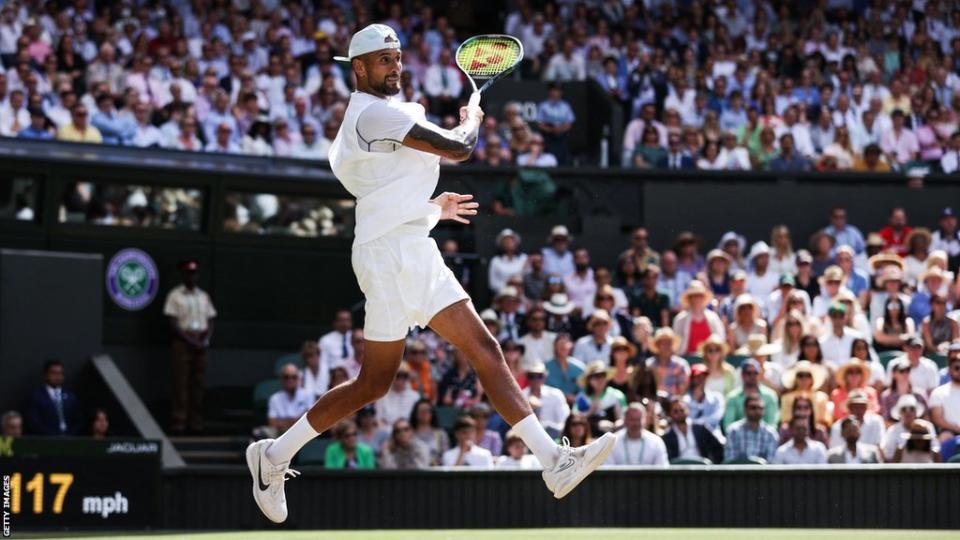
[351,223,470,341]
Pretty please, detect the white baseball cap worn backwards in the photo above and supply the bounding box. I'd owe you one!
[333,24,401,62]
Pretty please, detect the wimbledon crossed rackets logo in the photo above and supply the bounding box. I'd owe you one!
[106,248,159,311]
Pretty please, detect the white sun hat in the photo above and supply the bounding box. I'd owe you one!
[333,24,401,62]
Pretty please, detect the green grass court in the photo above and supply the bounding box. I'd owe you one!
[22,529,960,540]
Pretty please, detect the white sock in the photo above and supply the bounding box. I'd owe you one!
[265,414,318,465]
[513,414,559,469]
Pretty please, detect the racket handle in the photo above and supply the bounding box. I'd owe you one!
[468,92,481,109]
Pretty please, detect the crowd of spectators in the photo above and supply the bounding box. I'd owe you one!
[3,1,960,172]
[264,203,960,468]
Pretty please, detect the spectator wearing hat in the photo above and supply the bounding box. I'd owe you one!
[606,403,669,466]
[812,265,847,320]
[766,275,813,331]
[380,418,431,470]
[819,303,863,367]
[632,266,671,329]
[768,225,797,279]
[778,392,831,446]
[697,334,736,395]
[587,283,632,337]
[544,333,585,404]
[793,250,820,301]
[833,245,870,298]
[699,249,733,299]
[163,259,216,434]
[873,294,915,353]
[573,309,614,364]
[728,294,767,351]
[375,362,421,429]
[673,280,725,355]
[495,431,541,469]
[574,360,627,434]
[437,349,478,409]
[881,395,940,463]
[493,286,525,343]
[543,293,583,337]
[745,241,778,300]
[606,337,638,393]
[645,328,691,397]
[480,308,501,338]
[903,228,932,287]
[829,389,885,449]
[930,207,959,270]
[522,361,570,437]
[722,358,780,431]
[541,225,574,279]
[866,264,910,329]
[717,232,747,274]
[18,107,53,139]
[325,419,376,470]
[772,415,827,465]
[410,399,450,466]
[663,397,724,464]
[929,353,960,442]
[685,363,726,433]
[880,357,930,423]
[827,417,883,464]
[887,336,941,398]
[780,361,832,429]
[488,229,527,295]
[620,226,660,274]
[831,359,881,421]
[909,267,948,327]
[318,310,353,379]
[724,394,779,463]
[657,250,693,314]
[878,207,913,257]
[736,333,785,392]
[564,248,597,313]
[673,232,705,279]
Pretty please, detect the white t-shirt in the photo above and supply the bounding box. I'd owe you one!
[375,387,421,428]
[523,385,571,433]
[441,444,494,467]
[519,331,557,370]
[929,382,960,427]
[328,92,443,245]
[494,454,541,469]
[267,388,313,420]
[606,430,669,467]
[772,439,827,464]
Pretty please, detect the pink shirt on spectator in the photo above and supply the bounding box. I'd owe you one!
[880,128,919,164]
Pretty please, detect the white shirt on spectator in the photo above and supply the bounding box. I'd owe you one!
[523,384,570,433]
[132,123,164,148]
[746,270,779,301]
[819,327,862,367]
[881,420,939,461]
[940,150,960,173]
[929,382,960,427]
[375,387,421,428]
[518,331,557,370]
[829,412,885,448]
[163,284,217,332]
[319,329,352,372]
[573,335,613,364]
[717,146,752,170]
[606,429,669,466]
[488,253,527,294]
[267,388,313,420]
[772,438,827,464]
[442,444,493,467]
[517,152,558,167]
[291,138,331,160]
[544,52,586,82]
[423,63,463,98]
[886,357,941,398]
[495,454,541,469]
[300,364,329,401]
[564,269,596,312]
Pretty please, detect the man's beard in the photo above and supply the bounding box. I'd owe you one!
[378,79,401,96]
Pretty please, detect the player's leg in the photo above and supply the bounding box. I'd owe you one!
[428,298,616,498]
[247,339,404,523]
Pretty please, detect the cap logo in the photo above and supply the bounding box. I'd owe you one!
[384,34,397,43]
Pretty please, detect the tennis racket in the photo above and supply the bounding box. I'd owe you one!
[455,35,524,109]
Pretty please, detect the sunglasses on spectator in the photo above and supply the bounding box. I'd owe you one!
[597,295,614,301]
[747,404,764,410]
[396,426,412,433]
[527,373,545,380]
[530,316,546,322]
[282,374,298,380]
[796,373,812,378]
[343,431,358,437]
[395,373,409,379]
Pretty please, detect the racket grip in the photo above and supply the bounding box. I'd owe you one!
[468,92,481,109]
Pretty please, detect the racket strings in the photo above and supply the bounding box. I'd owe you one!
[456,39,522,78]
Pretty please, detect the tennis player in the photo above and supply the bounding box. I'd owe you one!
[246,24,615,523]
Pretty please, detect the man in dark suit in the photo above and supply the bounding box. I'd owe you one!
[657,133,696,170]
[663,396,724,464]
[24,360,81,436]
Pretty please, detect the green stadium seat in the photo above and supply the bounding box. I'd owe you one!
[684,354,703,365]
[273,352,303,376]
[297,437,333,466]
[930,354,948,370]
[253,379,282,423]
[726,355,748,368]
[670,457,712,465]
[878,351,903,368]
[948,453,960,464]
[724,456,767,465]
[435,406,464,431]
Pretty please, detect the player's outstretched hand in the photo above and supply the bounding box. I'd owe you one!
[459,104,484,124]
[431,192,479,224]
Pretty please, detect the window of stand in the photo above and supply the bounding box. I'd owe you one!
[0,176,38,221]
[59,181,204,231]
[223,191,355,238]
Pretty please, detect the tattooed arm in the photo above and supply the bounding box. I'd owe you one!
[402,106,484,162]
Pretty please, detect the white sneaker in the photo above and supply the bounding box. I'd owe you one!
[542,432,616,499]
[245,439,300,523]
